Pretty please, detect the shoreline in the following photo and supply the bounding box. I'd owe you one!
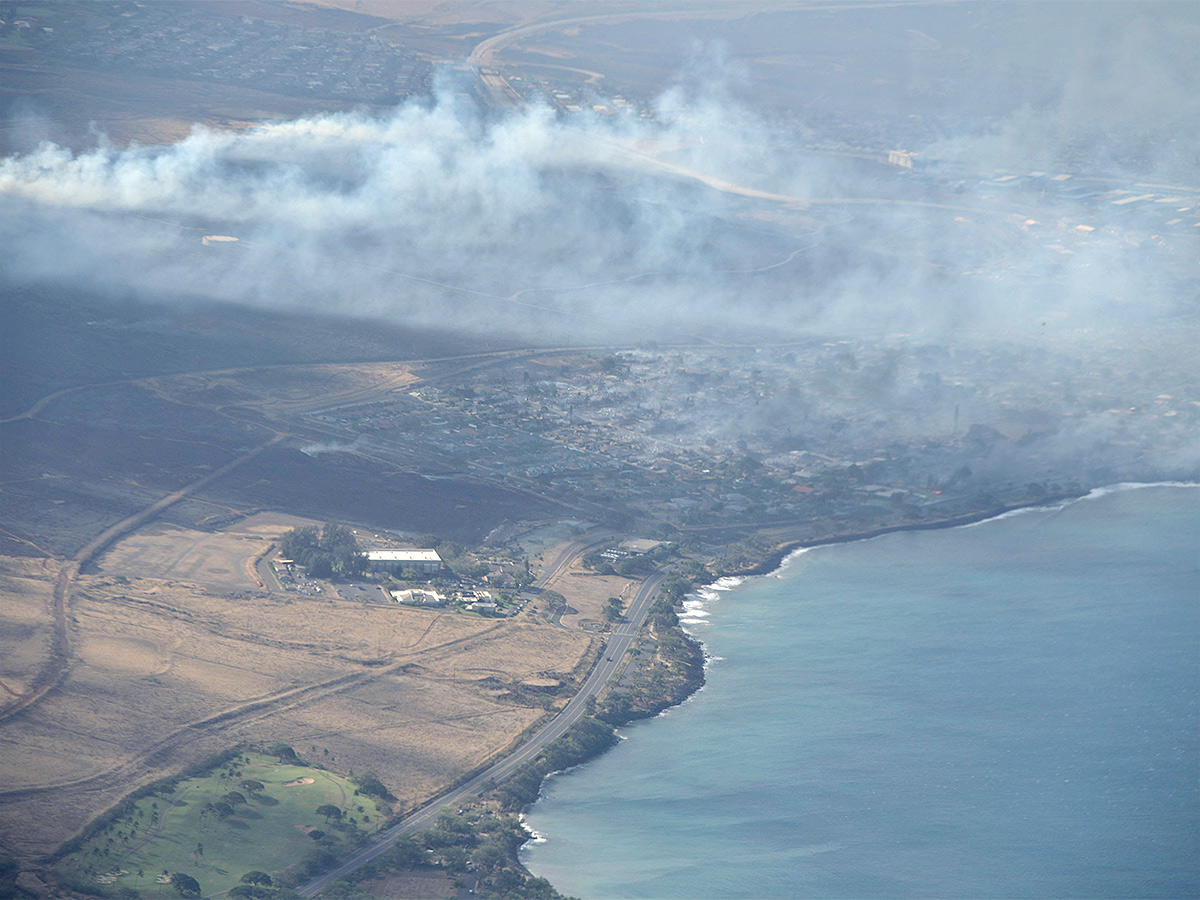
[521,483,1200,888]
[718,492,1089,580]
[519,481,1200,898]
[730,481,1200,580]
[297,482,1200,897]
[515,497,1094,887]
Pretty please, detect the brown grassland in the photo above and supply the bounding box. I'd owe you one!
[0,524,597,862]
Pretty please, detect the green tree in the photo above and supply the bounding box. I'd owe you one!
[279,523,365,577]
[470,842,504,874]
[320,523,365,575]
[279,526,320,560]
[240,871,272,886]
[170,872,201,897]
[384,838,423,870]
[353,773,391,800]
[240,779,265,794]
[315,804,342,823]
[211,801,235,819]
[602,597,624,623]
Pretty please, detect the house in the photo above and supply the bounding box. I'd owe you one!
[390,588,445,606]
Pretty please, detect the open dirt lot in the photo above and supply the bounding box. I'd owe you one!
[100,512,321,590]
[366,870,457,899]
[546,560,635,631]
[0,544,596,862]
[145,362,420,419]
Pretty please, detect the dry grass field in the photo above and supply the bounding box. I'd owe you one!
[99,512,320,590]
[144,362,419,419]
[365,870,457,899]
[0,514,597,865]
[0,321,583,874]
[546,559,635,631]
[0,557,57,698]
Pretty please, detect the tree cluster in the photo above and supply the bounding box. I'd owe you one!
[356,809,576,899]
[350,772,393,801]
[417,535,493,581]
[170,872,201,897]
[228,869,295,900]
[494,717,617,811]
[279,523,365,578]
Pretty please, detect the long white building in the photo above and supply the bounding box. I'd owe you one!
[365,549,443,576]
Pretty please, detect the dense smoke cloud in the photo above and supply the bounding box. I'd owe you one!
[0,58,1195,348]
[919,5,1199,180]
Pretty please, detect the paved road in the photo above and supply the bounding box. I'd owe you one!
[298,567,669,898]
[533,528,615,589]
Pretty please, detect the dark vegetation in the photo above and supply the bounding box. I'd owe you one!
[169,872,200,897]
[334,720,623,899]
[414,809,574,900]
[279,523,364,578]
[0,855,31,899]
[350,773,393,802]
[345,808,577,900]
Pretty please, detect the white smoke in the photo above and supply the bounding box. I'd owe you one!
[0,51,1194,347]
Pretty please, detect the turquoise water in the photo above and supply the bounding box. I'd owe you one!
[522,485,1200,899]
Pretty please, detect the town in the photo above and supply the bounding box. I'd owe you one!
[304,337,1197,566]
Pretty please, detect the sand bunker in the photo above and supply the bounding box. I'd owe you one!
[282,776,315,787]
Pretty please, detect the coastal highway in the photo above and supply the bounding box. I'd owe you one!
[298,567,671,897]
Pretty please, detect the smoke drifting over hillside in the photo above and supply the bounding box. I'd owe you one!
[1,62,1194,349]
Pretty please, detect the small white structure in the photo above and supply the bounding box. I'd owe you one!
[390,588,445,606]
[366,549,443,576]
[619,538,664,554]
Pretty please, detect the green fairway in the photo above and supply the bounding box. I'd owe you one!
[56,750,387,897]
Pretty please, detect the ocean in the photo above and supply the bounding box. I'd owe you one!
[522,484,1200,899]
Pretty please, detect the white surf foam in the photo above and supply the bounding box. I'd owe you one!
[962,481,1200,528]
[518,815,548,844]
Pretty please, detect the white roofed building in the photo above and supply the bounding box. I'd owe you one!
[366,549,443,576]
